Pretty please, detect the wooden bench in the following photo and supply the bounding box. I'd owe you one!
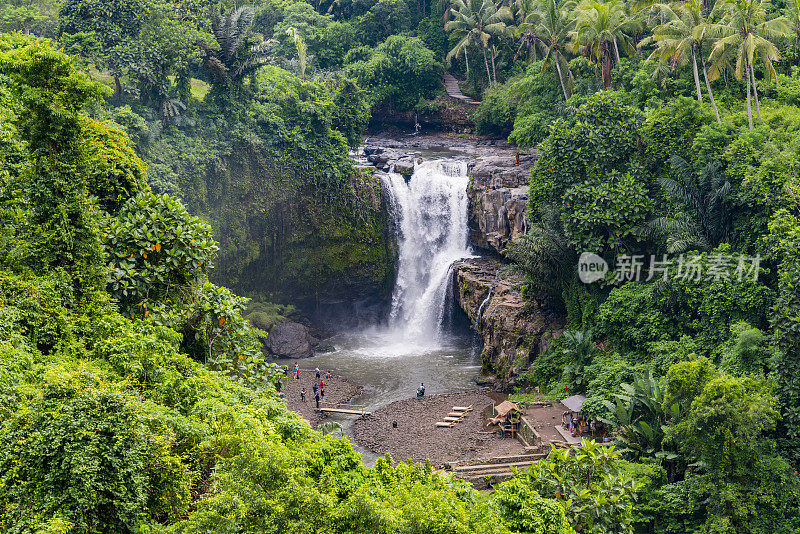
[452,405,473,412]
[443,416,463,422]
[448,412,465,417]
[436,422,455,428]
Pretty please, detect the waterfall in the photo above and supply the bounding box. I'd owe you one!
[383,160,473,341]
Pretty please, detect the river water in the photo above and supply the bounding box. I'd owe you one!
[277,158,482,442]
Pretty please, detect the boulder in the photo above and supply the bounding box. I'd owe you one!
[265,322,314,358]
[468,153,535,189]
[394,157,416,177]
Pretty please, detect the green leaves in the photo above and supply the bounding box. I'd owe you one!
[105,190,216,316]
[512,439,639,534]
[344,35,442,111]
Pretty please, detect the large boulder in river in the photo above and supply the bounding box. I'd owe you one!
[394,157,416,177]
[265,322,314,358]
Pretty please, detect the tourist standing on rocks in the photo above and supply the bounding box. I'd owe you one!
[315,367,321,379]
[320,388,325,403]
[312,383,318,396]
[301,388,306,403]
[417,383,425,397]
[315,393,320,408]
[294,363,300,379]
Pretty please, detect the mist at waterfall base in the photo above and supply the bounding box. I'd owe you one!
[277,159,481,420]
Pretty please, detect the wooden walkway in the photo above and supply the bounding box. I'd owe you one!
[316,403,371,416]
[444,73,480,106]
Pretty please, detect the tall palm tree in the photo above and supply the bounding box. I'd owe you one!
[570,0,635,89]
[446,0,512,83]
[707,0,789,130]
[512,0,542,61]
[647,155,732,253]
[518,0,577,100]
[646,0,721,123]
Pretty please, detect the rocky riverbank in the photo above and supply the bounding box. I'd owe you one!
[454,258,564,388]
[281,370,362,426]
[351,391,525,466]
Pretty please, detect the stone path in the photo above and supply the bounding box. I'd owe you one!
[444,73,480,105]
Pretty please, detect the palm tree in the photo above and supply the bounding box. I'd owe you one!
[785,0,800,63]
[570,0,636,89]
[647,155,732,253]
[561,329,595,393]
[446,0,512,83]
[512,0,542,61]
[602,371,681,464]
[646,0,721,123]
[707,0,789,130]
[202,6,274,89]
[285,27,308,78]
[518,0,577,100]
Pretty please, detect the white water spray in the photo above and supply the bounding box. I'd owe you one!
[383,160,473,342]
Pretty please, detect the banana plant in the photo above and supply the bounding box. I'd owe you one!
[601,371,682,462]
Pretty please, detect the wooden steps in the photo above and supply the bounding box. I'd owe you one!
[435,405,474,428]
[448,453,547,487]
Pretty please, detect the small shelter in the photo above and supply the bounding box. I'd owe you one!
[561,394,604,438]
[489,400,523,437]
[561,394,587,414]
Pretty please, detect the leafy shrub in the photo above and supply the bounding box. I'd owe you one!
[344,35,441,111]
[517,439,639,534]
[642,96,713,170]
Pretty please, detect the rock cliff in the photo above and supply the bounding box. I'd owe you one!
[468,186,529,254]
[467,151,535,255]
[454,258,564,389]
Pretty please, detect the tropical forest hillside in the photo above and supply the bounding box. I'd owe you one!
[1,0,800,532]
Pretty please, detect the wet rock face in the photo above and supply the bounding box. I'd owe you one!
[468,153,536,189]
[466,151,535,254]
[469,186,529,254]
[454,258,564,389]
[265,322,314,358]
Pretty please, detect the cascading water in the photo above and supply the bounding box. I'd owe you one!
[276,154,481,432]
[383,160,473,341]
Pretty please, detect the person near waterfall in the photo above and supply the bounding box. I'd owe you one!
[417,383,425,398]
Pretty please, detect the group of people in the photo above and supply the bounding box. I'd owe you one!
[297,367,330,409]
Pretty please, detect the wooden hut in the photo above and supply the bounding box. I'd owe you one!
[489,400,523,437]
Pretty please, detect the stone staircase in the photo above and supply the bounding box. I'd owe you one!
[448,452,546,488]
[444,73,480,106]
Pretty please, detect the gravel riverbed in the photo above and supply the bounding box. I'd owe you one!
[351,390,525,467]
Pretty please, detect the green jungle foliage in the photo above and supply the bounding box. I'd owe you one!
[5,0,800,530]
[0,34,593,534]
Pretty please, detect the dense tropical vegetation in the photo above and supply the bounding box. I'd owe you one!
[2,0,800,530]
